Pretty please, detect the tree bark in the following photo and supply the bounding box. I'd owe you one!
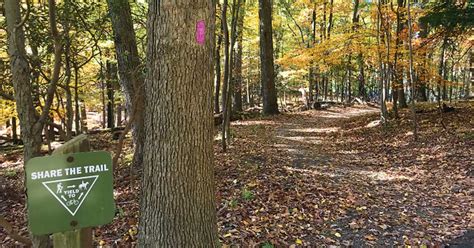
[64,30,74,140]
[438,36,448,108]
[80,99,88,133]
[221,0,231,151]
[5,0,63,246]
[352,0,366,101]
[5,0,42,162]
[11,117,18,143]
[233,0,246,113]
[258,0,279,115]
[416,8,429,102]
[73,64,81,133]
[327,0,334,39]
[214,11,222,114]
[377,0,388,124]
[139,0,218,246]
[466,50,473,99]
[106,61,116,129]
[107,0,146,167]
[62,0,75,141]
[407,0,418,141]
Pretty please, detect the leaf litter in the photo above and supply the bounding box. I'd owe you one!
[0,102,472,247]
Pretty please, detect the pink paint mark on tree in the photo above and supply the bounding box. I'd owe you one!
[196,20,206,45]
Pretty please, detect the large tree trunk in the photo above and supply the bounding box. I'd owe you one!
[5,0,54,246]
[139,0,218,246]
[258,0,279,115]
[107,0,146,167]
[5,0,42,161]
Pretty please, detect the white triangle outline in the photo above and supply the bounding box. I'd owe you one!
[42,175,99,216]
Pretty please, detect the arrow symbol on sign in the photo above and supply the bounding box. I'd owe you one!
[43,175,99,216]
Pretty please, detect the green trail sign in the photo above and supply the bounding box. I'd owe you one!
[26,151,115,235]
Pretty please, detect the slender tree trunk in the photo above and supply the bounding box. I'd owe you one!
[466,50,473,99]
[11,117,18,143]
[214,12,223,114]
[73,64,81,133]
[107,0,146,167]
[64,41,73,140]
[438,36,448,108]
[396,0,408,108]
[116,104,122,127]
[101,80,106,128]
[63,0,74,140]
[308,7,316,105]
[223,0,242,151]
[221,0,230,151]
[399,82,408,108]
[80,99,88,133]
[393,0,404,111]
[407,0,418,141]
[106,61,116,129]
[416,10,428,101]
[327,0,334,99]
[347,55,352,103]
[139,0,218,245]
[352,0,366,101]
[259,0,279,115]
[233,0,246,113]
[377,0,388,124]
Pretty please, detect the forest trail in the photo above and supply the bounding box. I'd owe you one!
[216,104,472,247]
[1,104,472,246]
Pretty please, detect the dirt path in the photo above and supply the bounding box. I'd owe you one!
[217,105,472,247]
[1,104,471,247]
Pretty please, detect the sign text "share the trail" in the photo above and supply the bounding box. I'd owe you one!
[30,164,109,180]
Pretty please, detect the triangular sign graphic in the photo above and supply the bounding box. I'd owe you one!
[43,175,99,216]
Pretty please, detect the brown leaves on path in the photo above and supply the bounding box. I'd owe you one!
[216,103,473,247]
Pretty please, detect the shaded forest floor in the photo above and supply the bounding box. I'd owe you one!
[1,102,473,247]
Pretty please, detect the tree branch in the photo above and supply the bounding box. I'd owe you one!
[0,90,14,101]
[14,0,30,29]
[36,0,62,128]
[0,215,32,246]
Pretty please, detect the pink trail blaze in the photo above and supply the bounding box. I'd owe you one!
[196,20,206,45]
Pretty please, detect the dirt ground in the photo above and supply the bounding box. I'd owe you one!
[1,102,473,247]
